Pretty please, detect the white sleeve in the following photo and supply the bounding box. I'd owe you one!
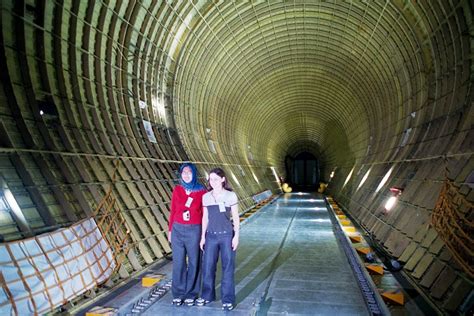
[228,191,238,206]
[202,193,210,207]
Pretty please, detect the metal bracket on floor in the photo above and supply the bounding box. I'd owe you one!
[126,280,172,315]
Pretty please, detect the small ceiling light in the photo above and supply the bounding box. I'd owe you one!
[37,97,58,117]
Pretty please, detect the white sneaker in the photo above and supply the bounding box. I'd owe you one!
[184,298,195,306]
[222,303,234,311]
[171,298,183,306]
[196,298,210,306]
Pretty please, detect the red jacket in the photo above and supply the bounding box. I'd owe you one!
[169,185,206,231]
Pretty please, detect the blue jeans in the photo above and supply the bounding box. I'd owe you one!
[171,223,202,299]
[201,232,235,304]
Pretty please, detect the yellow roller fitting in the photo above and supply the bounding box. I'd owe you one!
[381,290,405,305]
[343,226,356,233]
[340,219,351,226]
[86,306,118,316]
[349,235,362,243]
[366,264,384,275]
[337,214,346,219]
[356,247,371,255]
[142,273,164,287]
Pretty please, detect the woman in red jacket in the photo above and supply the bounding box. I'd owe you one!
[168,163,206,306]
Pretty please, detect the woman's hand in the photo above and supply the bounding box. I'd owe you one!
[200,237,205,250]
[232,236,239,251]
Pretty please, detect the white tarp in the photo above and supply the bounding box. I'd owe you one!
[252,190,272,204]
[143,120,157,143]
[0,218,115,315]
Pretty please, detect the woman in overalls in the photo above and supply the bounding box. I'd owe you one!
[197,168,240,311]
[168,163,206,306]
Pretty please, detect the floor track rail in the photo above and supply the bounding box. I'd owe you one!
[325,197,390,316]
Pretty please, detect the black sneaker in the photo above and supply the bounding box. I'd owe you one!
[196,298,210,306]
[172,298,183,306]
[222,303,234,311]
[184,298,195,306]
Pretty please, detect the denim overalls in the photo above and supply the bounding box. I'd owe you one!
[201,191,237,304]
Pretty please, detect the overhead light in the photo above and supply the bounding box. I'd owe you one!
[384,196,398,211]
[342,166,355,189]
[231,172,240,187]
[375,166,395,193]
[384,187,403,211]
[252,172,259,183]
[1,176,31,232]
[271,167,279,183]
[357,167,372,191]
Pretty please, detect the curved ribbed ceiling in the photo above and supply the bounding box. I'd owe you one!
[0,2,472,312]
[171,1,429,169]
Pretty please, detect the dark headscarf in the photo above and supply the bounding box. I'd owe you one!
[179,163,205,192]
